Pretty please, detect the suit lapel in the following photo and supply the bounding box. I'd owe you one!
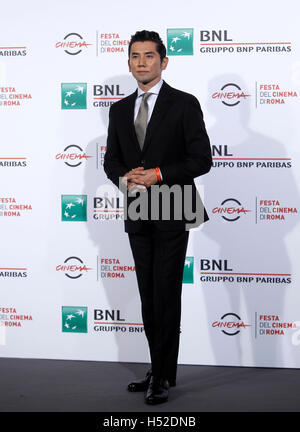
[142,81,173,156]
[122,89,142,154]
[122,82,174,156]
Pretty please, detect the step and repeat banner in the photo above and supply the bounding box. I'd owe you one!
[0,0,300,368]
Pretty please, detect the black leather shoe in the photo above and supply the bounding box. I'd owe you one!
[168,378,176,387]
[127,369,152,392]
[145,376,169,405]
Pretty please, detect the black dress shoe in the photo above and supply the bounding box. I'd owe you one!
[145,376,169,405]
[127,369,152,392]
[168,378,176,387]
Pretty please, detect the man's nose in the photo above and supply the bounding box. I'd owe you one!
[138,56,145,66]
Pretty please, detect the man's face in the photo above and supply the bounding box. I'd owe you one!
[128,41,168,86]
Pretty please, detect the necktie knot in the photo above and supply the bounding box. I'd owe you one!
[142,92,152,102]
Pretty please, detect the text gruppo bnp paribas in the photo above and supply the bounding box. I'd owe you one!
[200,259,291,284]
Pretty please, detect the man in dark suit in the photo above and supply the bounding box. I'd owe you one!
[104,30,212,404]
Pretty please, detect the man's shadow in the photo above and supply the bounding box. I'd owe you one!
[83,72,300,377]
[83,75,150,379]
[196,74,300,367]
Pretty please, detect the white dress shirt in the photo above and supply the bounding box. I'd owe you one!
[134,79,163,123]
[134,79,163,180]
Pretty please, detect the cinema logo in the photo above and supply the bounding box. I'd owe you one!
[96,32,130,55]
[0,157,27,168]
[0,307,33,328]
[0,266,27,278]
[257,83,298,106]
[212,198,251,221]
[97,257,135,280]
[56,145,92,167]
[212,313,251,336]
[256,313,295,337]
[200,258,291,284]
[55,33,92,55]
[212,83,250,106]
[212,145,292,169]
[199,29,292,54]
[257,199,298,222]
[93,309,144,333]
[93,194,124,221]
[56,257,92,279]
[0,197,32,217]
[93,84,125,108]
[0,87,32,107]
[0,45,27,57]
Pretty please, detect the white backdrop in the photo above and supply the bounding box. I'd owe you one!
[0,0,300,368]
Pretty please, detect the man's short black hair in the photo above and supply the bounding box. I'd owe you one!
[128,30,166,62]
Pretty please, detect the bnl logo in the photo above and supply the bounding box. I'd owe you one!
[200,30,233,42]
[183,257,194,283]
[61,83,87,109]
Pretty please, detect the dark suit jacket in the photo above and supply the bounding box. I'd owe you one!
[104,81,212,232]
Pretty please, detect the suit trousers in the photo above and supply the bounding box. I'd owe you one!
[128,222,189,384]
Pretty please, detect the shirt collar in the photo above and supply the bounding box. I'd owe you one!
[137,79,163,98]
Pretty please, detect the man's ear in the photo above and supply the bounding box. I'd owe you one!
[128,59,131,72]
[161,57,169,71]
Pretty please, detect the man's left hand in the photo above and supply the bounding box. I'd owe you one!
[126,168,158,188]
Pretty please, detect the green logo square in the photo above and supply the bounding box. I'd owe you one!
[62,306,88,333]
[167,28,194,55]
[61,83,87,109]
[61,195,87,221]
[183,256,194,283]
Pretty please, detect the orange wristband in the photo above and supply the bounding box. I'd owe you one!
[155,167,161,182]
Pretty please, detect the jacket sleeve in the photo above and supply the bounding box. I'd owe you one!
[160,95,212,183]
[103,104,128,189]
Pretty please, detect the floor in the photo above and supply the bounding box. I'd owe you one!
[0,358,299,412]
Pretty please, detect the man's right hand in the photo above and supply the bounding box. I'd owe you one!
[122,167,147,192]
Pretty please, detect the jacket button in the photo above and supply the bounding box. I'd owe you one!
[141,159,145,166]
